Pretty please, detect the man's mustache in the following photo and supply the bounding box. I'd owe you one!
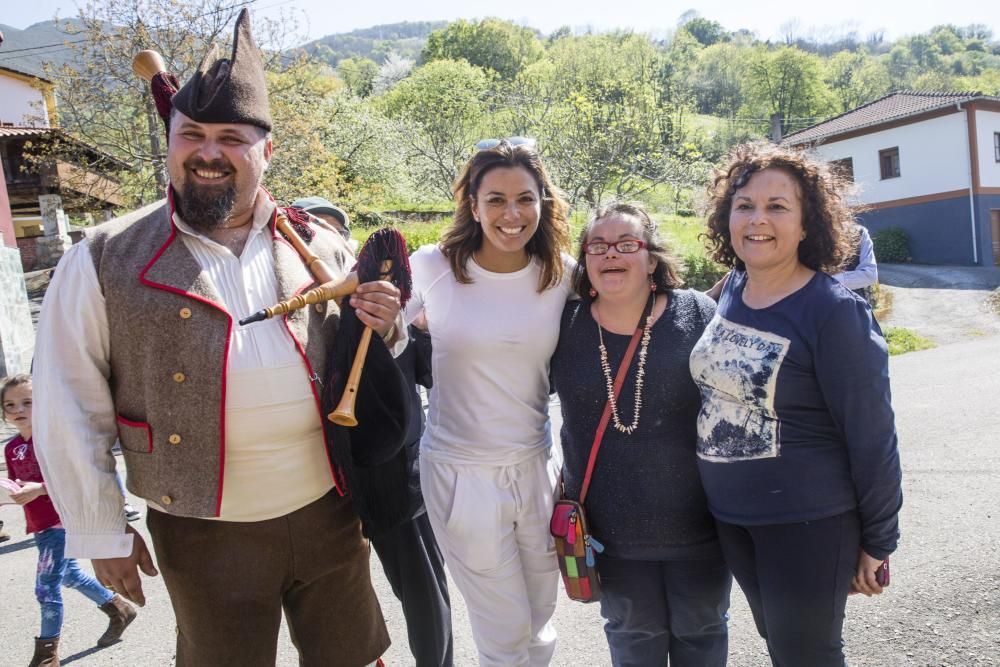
[184,158,233,173]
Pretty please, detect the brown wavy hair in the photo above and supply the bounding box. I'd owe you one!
[703,141,858,273]
[440,140,570,291]
[1,373,31,422]
[572,202,684,298]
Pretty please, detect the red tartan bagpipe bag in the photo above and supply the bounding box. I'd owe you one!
[549,320,645,603]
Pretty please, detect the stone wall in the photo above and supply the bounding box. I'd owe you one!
[15,236,39,272]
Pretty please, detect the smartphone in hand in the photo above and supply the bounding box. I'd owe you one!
[875,559,890,586]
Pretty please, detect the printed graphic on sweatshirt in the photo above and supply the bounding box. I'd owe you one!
[689,314,790,461]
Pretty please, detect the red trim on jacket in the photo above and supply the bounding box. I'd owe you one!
[138,188,233,516]
[272,212,346,496]
[115,416,153,453]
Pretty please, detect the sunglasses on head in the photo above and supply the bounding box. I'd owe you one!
[475,136,537,151]
[584,239,647,255]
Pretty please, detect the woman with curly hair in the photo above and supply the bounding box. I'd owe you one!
[689,142,902,666]
[405,138,573,666]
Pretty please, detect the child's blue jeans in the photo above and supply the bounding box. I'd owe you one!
[35,527,115,639]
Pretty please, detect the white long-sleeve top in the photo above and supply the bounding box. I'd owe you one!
[404,245,574,466]
[832,225,878,291]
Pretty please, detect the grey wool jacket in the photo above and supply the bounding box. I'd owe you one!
[86,192,349,518]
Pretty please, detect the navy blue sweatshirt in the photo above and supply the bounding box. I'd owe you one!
[551,291,722,561]
[690,270,902,559]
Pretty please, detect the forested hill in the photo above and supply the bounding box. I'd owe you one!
[0,19,444,78]
[0,19,91,79]
[294,21,447,65]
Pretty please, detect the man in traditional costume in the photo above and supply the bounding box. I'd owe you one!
[32,10,408,666]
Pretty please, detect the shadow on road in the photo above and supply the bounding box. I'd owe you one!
[0,537,36,556]
[62,645,113,665]
[879,264,1000,290]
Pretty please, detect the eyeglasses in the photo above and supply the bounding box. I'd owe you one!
[475,136,537,151]
[584,240,647,255]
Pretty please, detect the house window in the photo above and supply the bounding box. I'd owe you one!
[830,157,854,182]
[995,132,1000,162]
[879,147,900,179]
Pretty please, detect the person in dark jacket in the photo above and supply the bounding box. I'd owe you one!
[343,324,454,667]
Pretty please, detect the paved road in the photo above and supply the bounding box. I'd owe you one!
[878,264,1000,346]
[4,334,1000,665]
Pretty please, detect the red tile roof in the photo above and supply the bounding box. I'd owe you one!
[782,90,1000,146]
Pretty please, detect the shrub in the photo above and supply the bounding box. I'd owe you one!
[986,288,1000,315]
[883,327,936,356]
[869,282,893,320]
[681,253,727,291]
[354,219,450,255]
[351,209,386,228]
[872,227,910,263]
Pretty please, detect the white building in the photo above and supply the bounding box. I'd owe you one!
[783,91,1000,266]
[0,64,56,127]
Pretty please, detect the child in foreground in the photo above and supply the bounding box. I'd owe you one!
[3,374,138,667]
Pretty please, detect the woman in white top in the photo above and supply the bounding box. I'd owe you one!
[406,139,574,666]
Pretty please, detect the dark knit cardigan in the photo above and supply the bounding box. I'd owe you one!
[551,290,722,561]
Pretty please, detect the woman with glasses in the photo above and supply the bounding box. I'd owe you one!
[405,138,573,666]
[550,202,731,667]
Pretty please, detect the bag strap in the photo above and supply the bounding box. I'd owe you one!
[578,296,652,504]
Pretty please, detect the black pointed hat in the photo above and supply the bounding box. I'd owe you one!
[171,8,272,131]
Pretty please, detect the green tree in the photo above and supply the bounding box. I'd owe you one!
[929,25,963,55]
[422,18,543,79]
[506,33,698,206]
[743,46,834,136]
[691,43,747,115]
[681,17,727,46]
[380,59,491,198]
[906,35,943,70]
[337,57,379,97]
[825,51,891,112]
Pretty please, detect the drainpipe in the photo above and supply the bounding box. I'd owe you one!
[958,101,979,264]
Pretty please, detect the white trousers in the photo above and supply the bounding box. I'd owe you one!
[421,448,561,667]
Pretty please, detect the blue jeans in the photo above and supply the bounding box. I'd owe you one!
[596,553,732,667]
[34,528,115,639]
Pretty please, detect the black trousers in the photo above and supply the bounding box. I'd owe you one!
[371,511,454,667]
[716,511,860,667]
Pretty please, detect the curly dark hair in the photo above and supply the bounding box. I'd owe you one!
[703,141,858,273]
[572,202,684,299]
[440,139,571,292]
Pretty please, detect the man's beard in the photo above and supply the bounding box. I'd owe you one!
[173,162,239,232]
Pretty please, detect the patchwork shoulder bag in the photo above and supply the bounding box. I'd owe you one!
[549,317,645,603]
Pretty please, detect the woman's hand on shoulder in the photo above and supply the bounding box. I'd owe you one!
[705,271,730,302]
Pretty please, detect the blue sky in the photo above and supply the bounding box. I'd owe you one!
[3,0,997,43]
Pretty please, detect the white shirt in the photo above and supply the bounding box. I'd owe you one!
[832,225,878,291]
[405,245,575,466]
